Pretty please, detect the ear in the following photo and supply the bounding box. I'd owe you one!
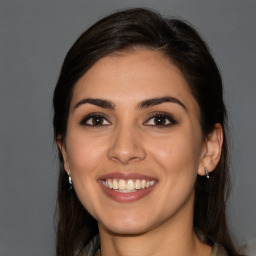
[198,123,223,177]
[57,135,71,173]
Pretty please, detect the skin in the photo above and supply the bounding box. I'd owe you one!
[58,50,223,256]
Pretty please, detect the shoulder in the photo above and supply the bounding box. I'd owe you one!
[210,243,229,256]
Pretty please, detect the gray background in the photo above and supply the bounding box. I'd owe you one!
[1,0,255,255]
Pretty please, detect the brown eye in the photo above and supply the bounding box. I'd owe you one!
[80,114,111,126]
[90,116,104,125]
[144,113,177,127]
[153,115,169,125]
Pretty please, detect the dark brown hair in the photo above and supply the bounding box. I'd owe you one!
[53,8,242,256]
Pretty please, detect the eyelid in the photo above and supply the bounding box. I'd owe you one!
[144,111,177,127]
[80,112,111,126]
[79,111,177,127]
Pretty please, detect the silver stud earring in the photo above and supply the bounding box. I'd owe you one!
[67,172,73,190]
[205,168,210,179]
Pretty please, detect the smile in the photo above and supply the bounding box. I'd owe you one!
[103,179,156,192]
[98,173,157,202]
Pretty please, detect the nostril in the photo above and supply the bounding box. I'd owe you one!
[107,128,146,164]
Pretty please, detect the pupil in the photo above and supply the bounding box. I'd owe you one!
[155,116,165,125]
[93,117,102,125]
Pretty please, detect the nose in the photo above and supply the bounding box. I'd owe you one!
[107,125,146,165]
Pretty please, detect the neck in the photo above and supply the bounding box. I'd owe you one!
[98,199,211,256]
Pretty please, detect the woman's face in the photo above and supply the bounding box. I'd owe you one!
[60,50,207,235]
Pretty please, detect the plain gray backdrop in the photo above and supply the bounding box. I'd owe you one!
[1,1,255,255]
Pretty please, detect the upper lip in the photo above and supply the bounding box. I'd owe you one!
[98,172,157,181]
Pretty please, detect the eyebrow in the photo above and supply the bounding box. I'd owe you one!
[74,96,187,111]
[74,98,115,110]
[138,97,187,111]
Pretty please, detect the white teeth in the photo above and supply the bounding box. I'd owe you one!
[113,179,118,189]
[118,179,126,190]
[108,180,113,189]
[135,179,141,189]
[149,181,154,186]
[141,180,146,189]
[103,178,155,191]
[127,180,135,190]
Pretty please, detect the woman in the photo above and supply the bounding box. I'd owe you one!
[53,8,243,256]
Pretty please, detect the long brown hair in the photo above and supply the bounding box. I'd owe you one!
[53,8,243,256]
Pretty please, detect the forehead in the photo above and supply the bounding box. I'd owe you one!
[71,50,199,114]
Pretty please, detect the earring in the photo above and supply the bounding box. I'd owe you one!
[67,172,73,190]
[205,168,210,179]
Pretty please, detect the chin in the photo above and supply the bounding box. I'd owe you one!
[99,215,153,236]
[103,224,150,236]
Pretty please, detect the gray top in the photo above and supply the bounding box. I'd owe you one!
[210,243,229,256]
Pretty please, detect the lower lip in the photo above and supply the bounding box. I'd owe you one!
[98,180,157,202]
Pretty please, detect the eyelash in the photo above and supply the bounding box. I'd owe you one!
[144,112,177,128]
[80,113,111,127]
[80,112,177,128]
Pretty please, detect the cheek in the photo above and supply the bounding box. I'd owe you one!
[147,127,203,207]
[66,132,106,174]
[65,132,107,217]
[149,131,202,174]
[147,131,202,210]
